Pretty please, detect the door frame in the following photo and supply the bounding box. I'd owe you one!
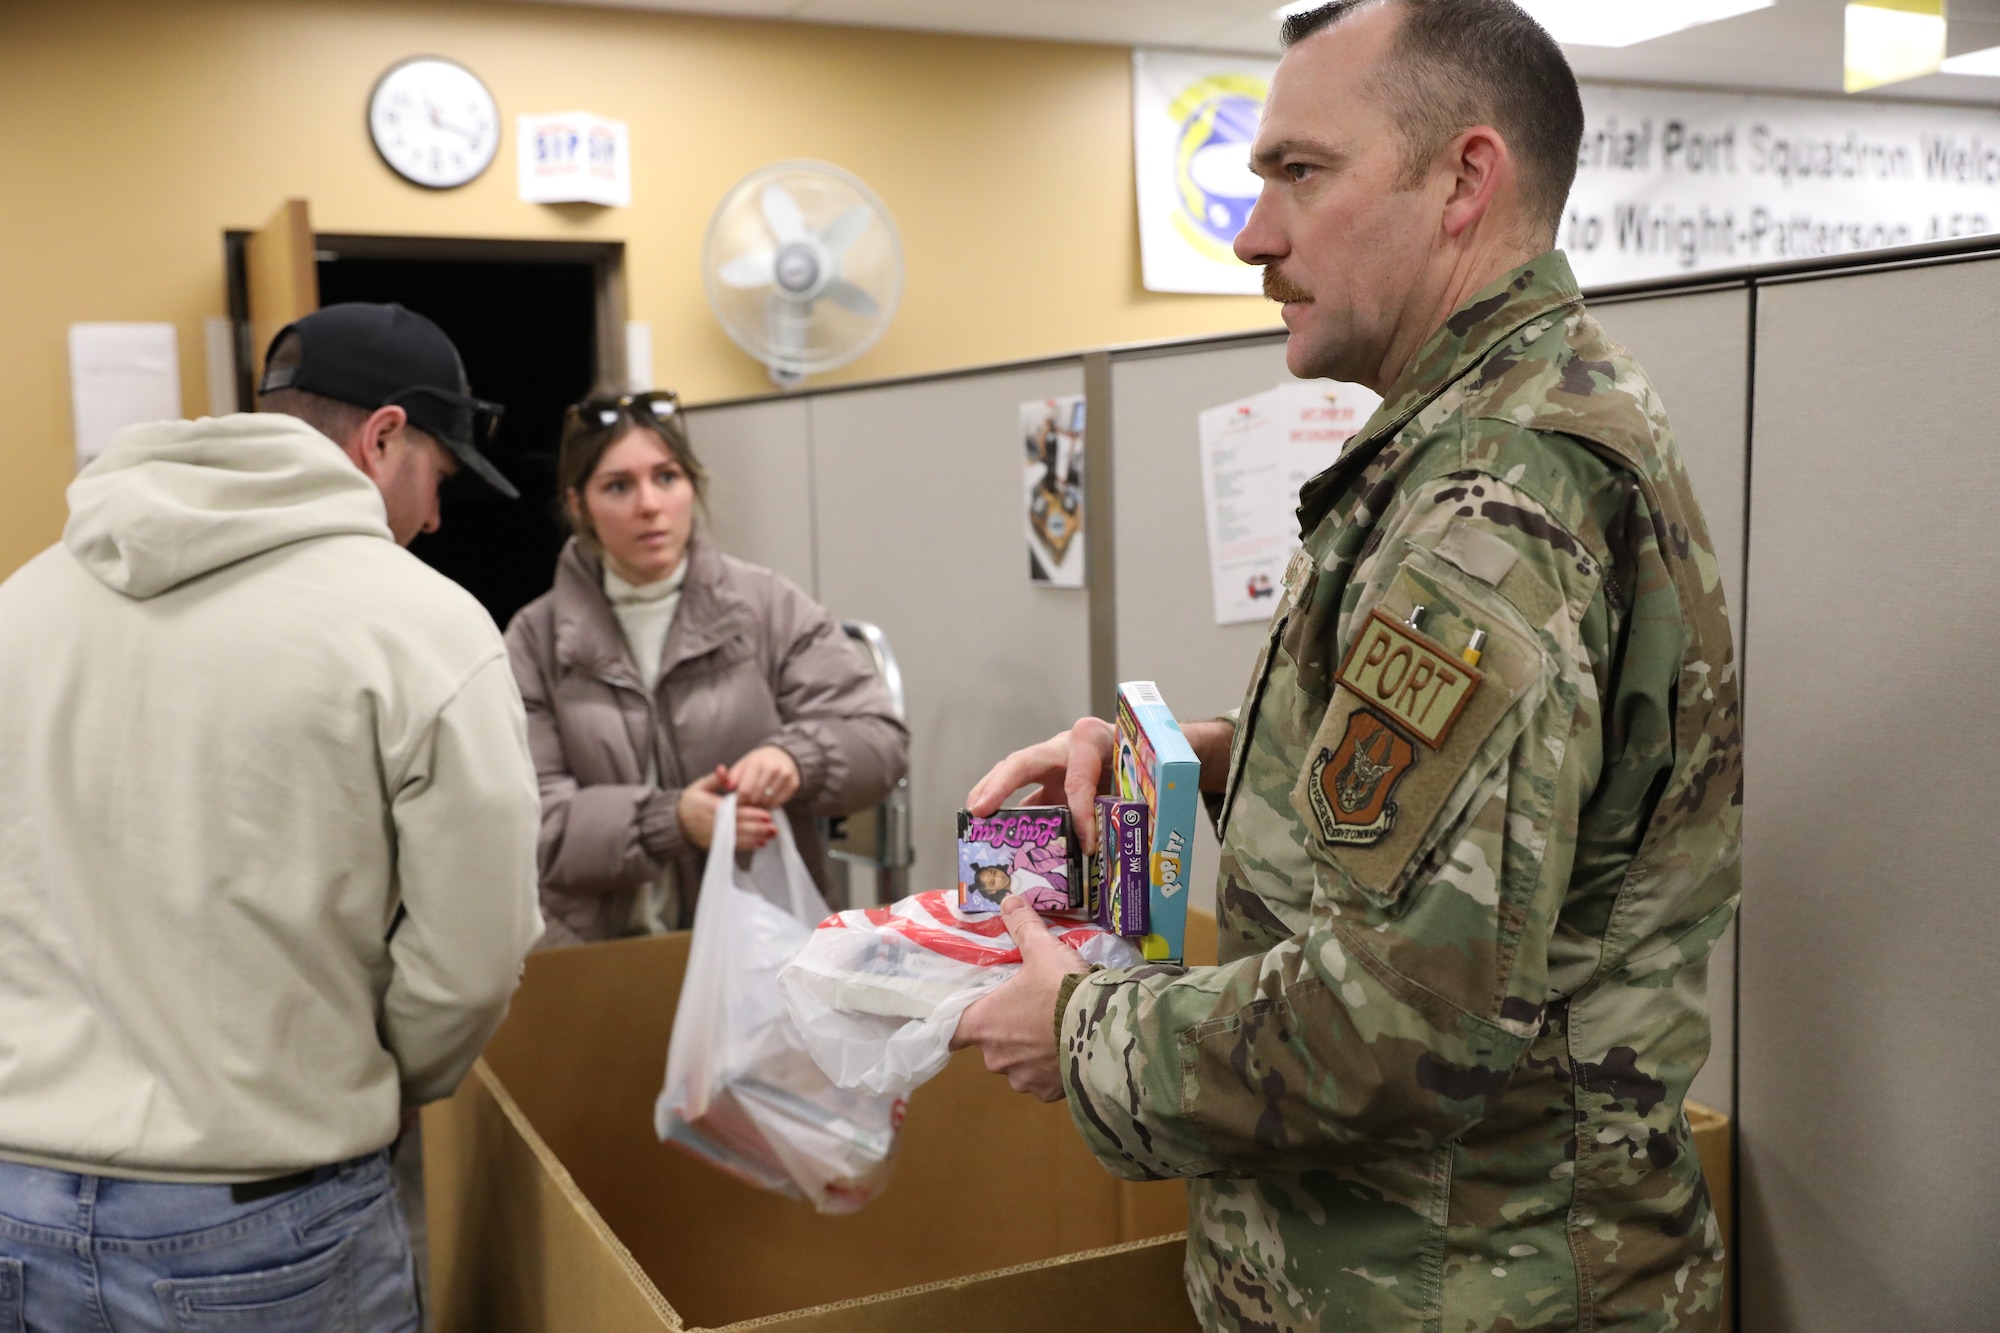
[222,231,628,411]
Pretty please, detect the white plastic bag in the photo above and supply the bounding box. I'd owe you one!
[779,890,1143,1098]
[654,794,904,1214]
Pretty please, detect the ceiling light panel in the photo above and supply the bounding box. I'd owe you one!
[1940,45,2000,76]
[1511,0,1775,49]
[1845,1,1946,92]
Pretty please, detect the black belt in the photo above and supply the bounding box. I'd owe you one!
[229,1161,344,1205]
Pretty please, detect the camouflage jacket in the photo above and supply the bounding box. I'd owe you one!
[1060,254,1742,1332]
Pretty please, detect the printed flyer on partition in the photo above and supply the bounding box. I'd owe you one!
[1022,394,1086,588]
[1197,379,1379,626]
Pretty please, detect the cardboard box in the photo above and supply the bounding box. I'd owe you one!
[424,912,1221,1331]
[426,909,1731,1330]
[1685,1099,1733,1333]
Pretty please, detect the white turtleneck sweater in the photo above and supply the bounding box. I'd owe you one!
[604,557,688,693]
[603,556,689,935]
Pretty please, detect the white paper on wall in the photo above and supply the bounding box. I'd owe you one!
[517,111,632,207]
[1198,379,1379,625]
[1132,49,1276,296]
[69,322,181,470]
[1022,394,1087,588]
[626,321,655,392]
[204,316,238,417]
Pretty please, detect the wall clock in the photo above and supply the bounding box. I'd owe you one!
[368,56,500,190]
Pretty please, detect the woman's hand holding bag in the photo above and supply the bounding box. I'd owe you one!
[676,767,777,851]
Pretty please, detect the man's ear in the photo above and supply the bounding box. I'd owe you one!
[1439,124,1510,241]
[342,405,410,481]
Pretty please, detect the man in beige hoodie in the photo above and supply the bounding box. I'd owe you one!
[0,304,542,1331]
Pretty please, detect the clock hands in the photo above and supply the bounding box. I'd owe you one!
[423,98,487,144]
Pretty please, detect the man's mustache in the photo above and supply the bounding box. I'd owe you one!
[1263,267,1313,303]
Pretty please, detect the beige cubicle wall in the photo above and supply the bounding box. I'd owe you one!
[1591,288,1751,648]
[1589,287,1752,1119]
[1737,254,2000,1332]
[1104,334,1291,920]
[690,396,817,597]
[692,362,1094,895]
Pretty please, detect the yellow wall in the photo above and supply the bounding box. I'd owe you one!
[0,0,1275,577]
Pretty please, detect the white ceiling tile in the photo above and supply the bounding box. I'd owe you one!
[534,0,808,18]
[793,0,1221,47]
[1191,16,1285,55]
[517,0,2000,102]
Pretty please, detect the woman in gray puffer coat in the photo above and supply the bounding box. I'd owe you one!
[505,390,908,949]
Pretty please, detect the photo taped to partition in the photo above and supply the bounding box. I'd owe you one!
[1022,394,1086,587]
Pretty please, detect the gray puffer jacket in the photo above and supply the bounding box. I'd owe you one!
[505,532,907,948]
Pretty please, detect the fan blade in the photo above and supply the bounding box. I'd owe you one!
[822,279,880,319]
[817,204,874,258]
[718,249,777,290]
[761,183,807,244]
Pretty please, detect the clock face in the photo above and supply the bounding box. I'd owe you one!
[368,57,499,190]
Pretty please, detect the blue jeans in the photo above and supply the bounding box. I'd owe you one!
[0,1150,420,1332]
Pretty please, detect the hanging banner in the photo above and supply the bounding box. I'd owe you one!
[1197,379,1381,625]
[1566,84,2000,285]
[1133,49,1276,295]
[1134,53,2000,293]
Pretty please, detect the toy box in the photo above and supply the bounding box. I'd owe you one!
[1114,682,1201,963]
[956,806,1084,914]
[1093,796,1150,937]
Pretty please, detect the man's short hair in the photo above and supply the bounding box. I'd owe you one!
[1281,0,1584,243]
[256,332,373,445]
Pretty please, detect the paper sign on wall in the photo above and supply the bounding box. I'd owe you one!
[518,112,632,207]
[1198,380,1379,625]
[1023,395,1087,588]
[1132,50,1276,295]
[626,321,655,392]
[69,323,181,471]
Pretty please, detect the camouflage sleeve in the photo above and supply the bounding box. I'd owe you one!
[1061,466,1611,1179]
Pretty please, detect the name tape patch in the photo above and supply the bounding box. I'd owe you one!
[1335,609,1482,750]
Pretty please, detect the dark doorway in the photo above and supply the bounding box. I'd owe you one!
[309,239,620,628]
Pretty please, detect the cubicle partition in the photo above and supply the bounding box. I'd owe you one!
[686,234,2000,1333]
[697,361,1091,895]
[1587,288,1751,1120]
[1736,254,2000,1332]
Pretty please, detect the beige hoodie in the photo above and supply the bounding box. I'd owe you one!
[0,413,542,1182]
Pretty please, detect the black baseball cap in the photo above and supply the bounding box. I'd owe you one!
[258,303,518,499]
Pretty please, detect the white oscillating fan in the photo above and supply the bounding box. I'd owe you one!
[704,160,904,388]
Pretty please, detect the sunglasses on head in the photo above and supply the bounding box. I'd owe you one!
[566,389,682,430]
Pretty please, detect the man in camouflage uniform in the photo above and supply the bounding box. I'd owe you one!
[958,2,1740,1329]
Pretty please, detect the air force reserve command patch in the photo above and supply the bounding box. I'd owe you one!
[1306,710,1416,844]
